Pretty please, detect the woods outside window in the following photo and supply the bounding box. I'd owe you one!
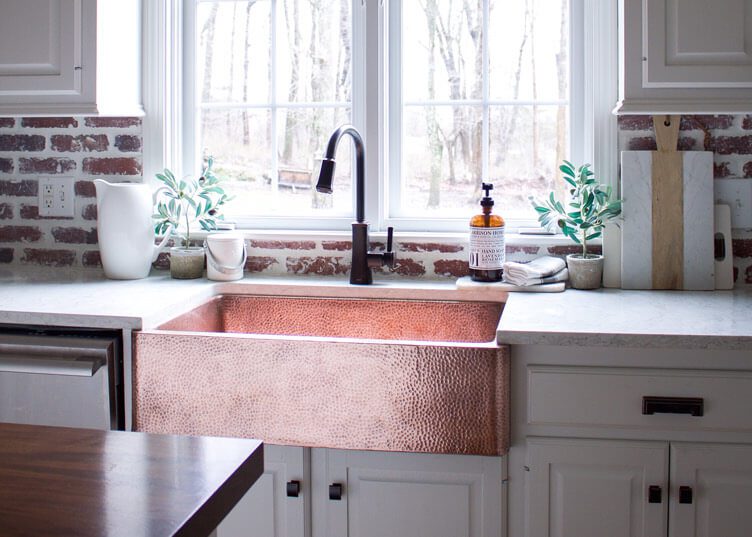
[182,0,586,232]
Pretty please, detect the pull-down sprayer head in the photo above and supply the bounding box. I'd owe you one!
[314,124,366,223]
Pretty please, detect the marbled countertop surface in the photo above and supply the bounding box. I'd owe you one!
[1,267,751,349]
[0,268,504,330]
[497,288,752,350]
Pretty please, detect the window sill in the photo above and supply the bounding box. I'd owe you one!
[182,228,582,247]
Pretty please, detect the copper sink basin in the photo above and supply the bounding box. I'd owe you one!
[133,295,509,455]
[157,295,502,343]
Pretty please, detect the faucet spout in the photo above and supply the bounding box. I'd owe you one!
[314,124,395,284]
[315,124,365,223]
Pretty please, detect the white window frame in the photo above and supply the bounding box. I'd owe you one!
[142,0,617,236]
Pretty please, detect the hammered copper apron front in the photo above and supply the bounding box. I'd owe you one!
[133,296,509,456]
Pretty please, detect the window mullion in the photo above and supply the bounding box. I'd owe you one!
[358,0,380,229]
[270,0,279,196]
[481,0,490,186]
[386,0,401,228]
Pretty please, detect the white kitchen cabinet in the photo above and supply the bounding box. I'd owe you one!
[616,0,752,113]
[527,439,752,537]
[669,443,752,537]
[218,446,504,537]
[507,344,752,537]
[311,448,504,537]
[217,445,309,537]
[527,438,668,537]
[0,0,142,116]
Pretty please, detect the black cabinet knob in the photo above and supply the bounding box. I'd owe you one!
[329,483,343,500]
[679,485,693,504]
[648,485,662,503]
[286,480,300,498]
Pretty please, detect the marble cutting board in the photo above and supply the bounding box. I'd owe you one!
[621,116,714,290]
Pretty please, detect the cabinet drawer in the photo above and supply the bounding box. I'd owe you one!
[528,366,752,432]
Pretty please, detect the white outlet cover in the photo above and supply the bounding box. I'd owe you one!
[714,178,752,229]
[38,176,75,217]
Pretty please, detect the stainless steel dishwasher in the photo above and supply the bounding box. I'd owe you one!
[0,328,123,430]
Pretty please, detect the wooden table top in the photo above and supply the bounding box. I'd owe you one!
[0,423,263,537]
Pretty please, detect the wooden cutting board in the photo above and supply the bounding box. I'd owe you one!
[621,115,715,290]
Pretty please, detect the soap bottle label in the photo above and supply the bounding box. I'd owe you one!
[469,226,505,270]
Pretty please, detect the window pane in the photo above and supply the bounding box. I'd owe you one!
[489,0,569,101]
[401,105,483,217]
[394,0,571,224]
[276,0,352,103]
[488,105,568,218]
[401,1,483,103]
[200,107,353,219]
[197,1,272,104]
[194,0,353,219]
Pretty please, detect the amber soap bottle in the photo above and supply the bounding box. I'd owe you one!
[469,183,505,282]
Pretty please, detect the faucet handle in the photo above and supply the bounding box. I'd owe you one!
[384,227,395,268]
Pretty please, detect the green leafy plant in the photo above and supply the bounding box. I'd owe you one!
[530,160,622,258]
[153,157,231,248]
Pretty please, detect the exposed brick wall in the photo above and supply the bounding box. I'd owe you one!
[0,116,142,268]
[2,112,748,287]
[618,114,752,288]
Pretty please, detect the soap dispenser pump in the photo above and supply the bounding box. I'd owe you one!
[469,182,505,282]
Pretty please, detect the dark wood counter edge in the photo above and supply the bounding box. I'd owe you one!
[176,443,265,537]
[0,423,264,537]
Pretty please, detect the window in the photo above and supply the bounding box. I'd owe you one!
[171,0,607,233]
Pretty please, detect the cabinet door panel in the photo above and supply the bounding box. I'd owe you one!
[217,445,308,537]
[527,438,667,537]
[644,0,752,87]
[0,0,84,94]
[670,443,752,537]
[312,448,503,537]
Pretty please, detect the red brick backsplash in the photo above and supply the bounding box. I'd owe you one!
[1,113,749,288]
[0,116,142,267]
[618,114,752,288]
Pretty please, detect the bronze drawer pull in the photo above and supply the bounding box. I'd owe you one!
[642,396,704,416]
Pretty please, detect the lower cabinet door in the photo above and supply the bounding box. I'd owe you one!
[526,438,667,537]
[670,443,752,537]
[311,448,504,537]
[217,444,309,537]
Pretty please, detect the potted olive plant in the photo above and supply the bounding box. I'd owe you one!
[530,161,622,289]
[153,157,231,279]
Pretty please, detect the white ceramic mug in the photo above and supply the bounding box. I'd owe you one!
[205,233,247,281]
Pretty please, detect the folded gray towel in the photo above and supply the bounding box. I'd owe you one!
[504,267,569,286]
[503,256,566,281]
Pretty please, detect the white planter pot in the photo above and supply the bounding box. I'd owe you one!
[169,247,205,279]
[566,254,604,290]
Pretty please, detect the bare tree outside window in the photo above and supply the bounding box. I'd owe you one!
[195,0,352,219]
[192,0,570,223]
[400,0,570,219]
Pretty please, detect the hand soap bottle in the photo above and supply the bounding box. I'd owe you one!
[469,183,505,282]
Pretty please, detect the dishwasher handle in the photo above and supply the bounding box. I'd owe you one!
[0,354,105,377]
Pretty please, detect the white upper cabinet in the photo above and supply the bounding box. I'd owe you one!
[0,0,142,116]
[616,0,752,113]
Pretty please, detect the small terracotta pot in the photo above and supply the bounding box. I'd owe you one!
[566,254,603,289]
[169,246,205,279]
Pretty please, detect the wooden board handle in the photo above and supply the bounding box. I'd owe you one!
[653,115,680,152]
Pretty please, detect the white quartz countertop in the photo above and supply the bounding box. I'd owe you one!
[0,268,504,330]
[497,288,752,350]
[1,267,751,349]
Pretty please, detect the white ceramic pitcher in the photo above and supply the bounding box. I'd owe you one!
[94,180,171,279]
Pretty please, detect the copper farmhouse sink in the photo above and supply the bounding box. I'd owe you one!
[133,295,509,456]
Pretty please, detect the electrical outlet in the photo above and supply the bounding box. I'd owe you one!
[38,177,75,217]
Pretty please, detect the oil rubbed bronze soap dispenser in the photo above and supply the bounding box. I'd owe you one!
[469,183,505,282]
